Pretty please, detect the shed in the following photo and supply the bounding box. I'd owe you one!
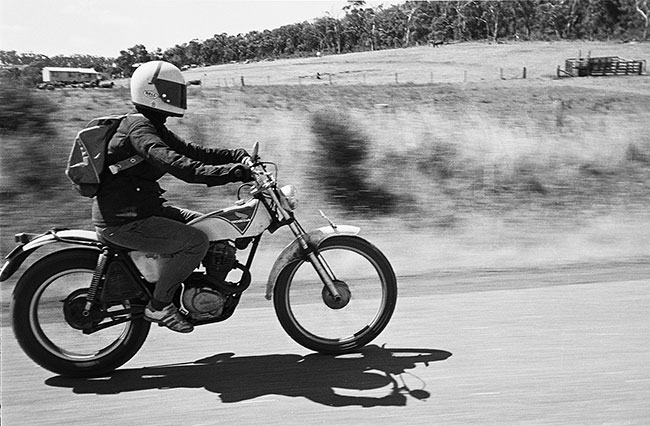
[42,67,100,83]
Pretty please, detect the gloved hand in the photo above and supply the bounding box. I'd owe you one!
[229,164,253,182]
[242,156,254,168]
[230,149,250,164]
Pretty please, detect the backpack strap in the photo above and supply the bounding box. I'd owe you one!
[108,155,144,174]
[106,114,145,175]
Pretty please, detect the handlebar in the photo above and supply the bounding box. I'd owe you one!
[238,155,275,196]
[236,143,280,198]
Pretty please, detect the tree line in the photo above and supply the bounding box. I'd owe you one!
[2,0,649,85]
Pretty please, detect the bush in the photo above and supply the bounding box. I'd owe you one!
[309,110,400,215]
[0,80,57,134]
[0,80,63,199]
[415,138,459,180]
[0,64,43,88]
[625,142,650,164]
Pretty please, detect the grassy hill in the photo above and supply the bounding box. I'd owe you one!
[181,40,650,86]
[2,41,650,273]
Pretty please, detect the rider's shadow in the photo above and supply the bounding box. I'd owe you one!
[46,345,452,407]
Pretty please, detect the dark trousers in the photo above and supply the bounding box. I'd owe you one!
[97,206,209,304]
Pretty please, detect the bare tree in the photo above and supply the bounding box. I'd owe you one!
[403,1,420,46]
[452,0,473,40]
[635,0,649,40]
[476,1,505,42]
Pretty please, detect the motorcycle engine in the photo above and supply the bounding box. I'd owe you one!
[203,241,237,282]
[181,285,226,320]
[180,242,237,321]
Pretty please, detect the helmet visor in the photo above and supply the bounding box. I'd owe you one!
[154,78,187,110]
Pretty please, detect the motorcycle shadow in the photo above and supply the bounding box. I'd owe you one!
[45,345,452,407]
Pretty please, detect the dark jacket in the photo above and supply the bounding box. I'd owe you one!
[92,113,248,227]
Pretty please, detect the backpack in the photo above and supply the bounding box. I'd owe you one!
[65,115,143,197]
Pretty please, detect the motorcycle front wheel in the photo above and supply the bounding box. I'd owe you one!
[11,248,150,377]
[273,235,397,354]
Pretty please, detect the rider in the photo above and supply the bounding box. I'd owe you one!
[93,60,251,333]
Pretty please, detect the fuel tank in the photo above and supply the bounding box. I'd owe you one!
[189,198,272,241]
[128,199,271,282]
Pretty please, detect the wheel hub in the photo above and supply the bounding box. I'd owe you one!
[63,289,100,330]
[322,280,351,309]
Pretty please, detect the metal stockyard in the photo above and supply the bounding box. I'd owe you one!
[558,55,646,77]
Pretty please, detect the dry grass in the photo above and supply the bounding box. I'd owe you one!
[2,41,650,270]
[182,41,650,86]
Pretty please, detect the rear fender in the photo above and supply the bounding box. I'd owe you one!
[265,225,360,300]
[0,230,100,282]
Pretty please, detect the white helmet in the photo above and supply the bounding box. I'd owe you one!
[130,61,187,117]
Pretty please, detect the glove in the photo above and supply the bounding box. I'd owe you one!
[229,164,253,182]
[236,149,251,162]
[242,156,254,168]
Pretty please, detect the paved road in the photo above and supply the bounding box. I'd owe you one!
[2,262,649,425]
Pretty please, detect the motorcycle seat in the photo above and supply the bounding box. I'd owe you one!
[96,233,135,252]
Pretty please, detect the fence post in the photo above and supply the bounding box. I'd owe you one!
[554,100,565,127]
[240,76,245,87]
[523,67,527,79]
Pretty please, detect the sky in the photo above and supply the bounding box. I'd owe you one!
[0,0,389,58]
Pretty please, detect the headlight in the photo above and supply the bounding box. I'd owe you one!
[280,185,298,210]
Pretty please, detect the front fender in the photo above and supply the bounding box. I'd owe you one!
[0,229,100,282]
[265,225,360,300]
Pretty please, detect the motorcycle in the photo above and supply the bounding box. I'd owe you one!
[1,142,397,377]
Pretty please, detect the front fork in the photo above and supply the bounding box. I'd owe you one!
[290,224,341,301]
[266,186,341,300]
[308,252,341,298]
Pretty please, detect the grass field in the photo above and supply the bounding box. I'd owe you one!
[181,40,650,86]
[2,41,650,274]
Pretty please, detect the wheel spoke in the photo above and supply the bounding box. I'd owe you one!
[32,270,131,360]
[274,236,397,353]
[12,249,150,376]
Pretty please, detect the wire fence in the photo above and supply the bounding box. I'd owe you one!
[188,67,533,88]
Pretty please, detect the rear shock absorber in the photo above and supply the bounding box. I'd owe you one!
[83,247,110,316]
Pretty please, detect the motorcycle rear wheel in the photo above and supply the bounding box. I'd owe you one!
[11,248,150,377]
[273,235,397,354]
